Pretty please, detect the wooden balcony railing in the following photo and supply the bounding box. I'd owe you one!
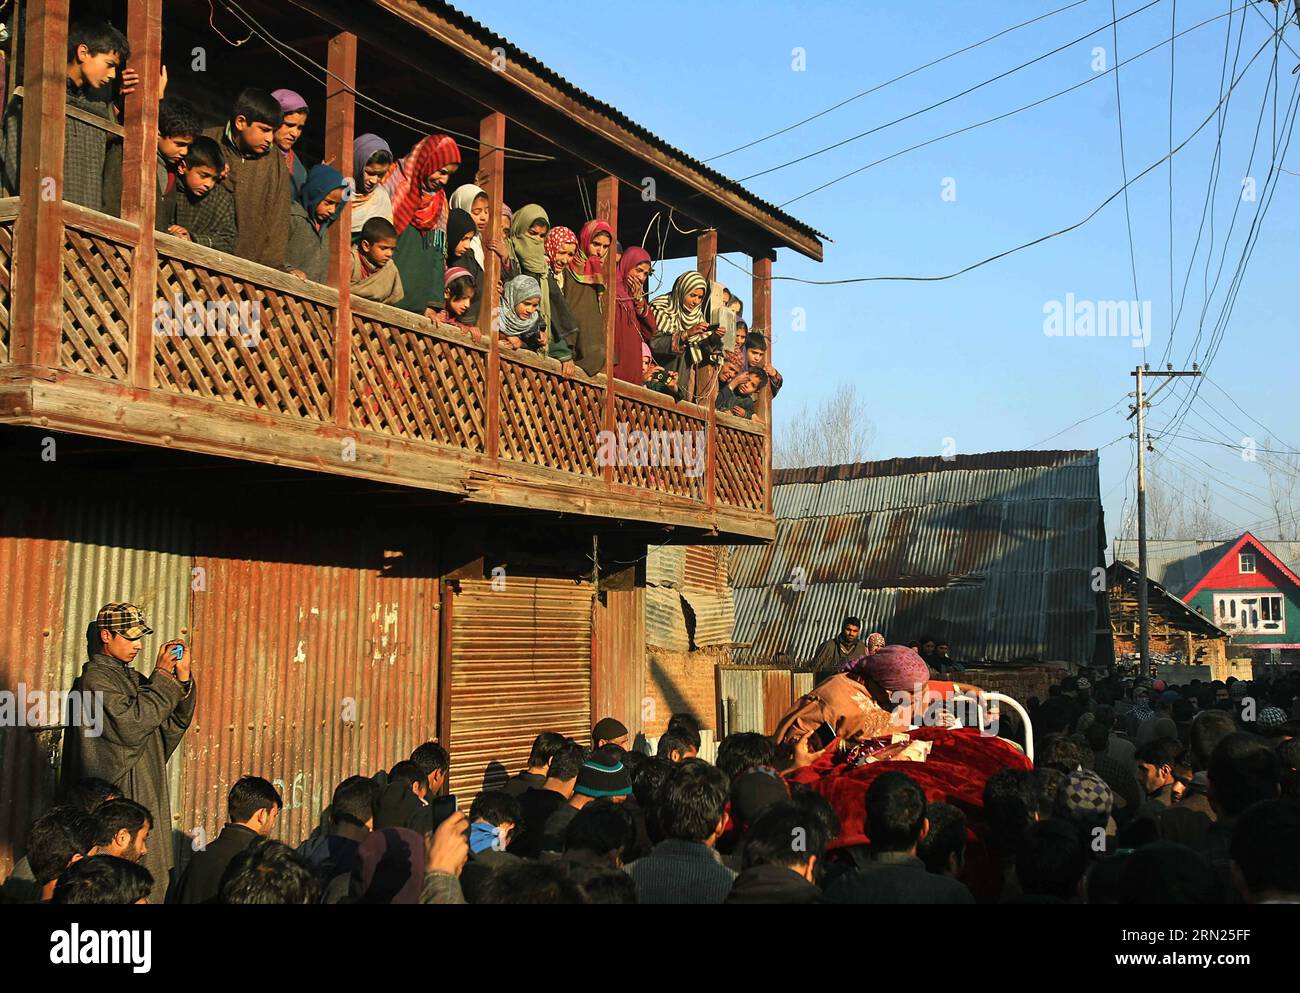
[0,197,772,534]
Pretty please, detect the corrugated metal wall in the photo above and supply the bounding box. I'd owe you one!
[717,665,808,737]
[646,544,733,652]
[1,492,442,877]
[448,577,592,804]
[0,511,67,877]
[593,584,645,743]
[181,532,439,851]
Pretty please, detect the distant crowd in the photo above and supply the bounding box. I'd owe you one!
[2,599,1298,905]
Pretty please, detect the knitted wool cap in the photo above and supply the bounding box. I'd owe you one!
[573,759,632,798]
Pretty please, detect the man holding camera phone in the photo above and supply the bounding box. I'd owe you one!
[63,602,197,903]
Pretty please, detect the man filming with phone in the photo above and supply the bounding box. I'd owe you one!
[63,602,197,903]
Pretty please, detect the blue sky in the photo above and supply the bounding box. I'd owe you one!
[461,0,1299,546]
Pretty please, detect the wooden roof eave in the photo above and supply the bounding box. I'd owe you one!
[294,0,824,262]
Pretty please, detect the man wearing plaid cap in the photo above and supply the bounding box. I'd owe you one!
[62,602,197,903]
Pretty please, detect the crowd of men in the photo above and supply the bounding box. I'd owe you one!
[2,601,1298,904]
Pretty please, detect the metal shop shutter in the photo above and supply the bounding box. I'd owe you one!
[448,577,592,803]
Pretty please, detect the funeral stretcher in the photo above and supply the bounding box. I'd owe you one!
[785,692,1035,852]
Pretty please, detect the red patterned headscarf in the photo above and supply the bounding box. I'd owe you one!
[544,225,578,274]
[571,219,613,283]
[384,134,462,236]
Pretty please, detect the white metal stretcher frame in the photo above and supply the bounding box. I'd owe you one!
[949,692,1035,765]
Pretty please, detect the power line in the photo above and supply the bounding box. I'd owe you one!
[215,1,555,161]
[1028,395,1132,448]
[1109,0,1145,361]
[1162,0,1177,366]
[732,0,1167,186]
[778,3,1246,209]
[715,25,1283,288]
[1205,374,1300,451]
[703,0,1091,163]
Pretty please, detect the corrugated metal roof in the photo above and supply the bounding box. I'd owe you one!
[1113,538,1300,597]
[409,1,826,250]
[732,451,1105,666]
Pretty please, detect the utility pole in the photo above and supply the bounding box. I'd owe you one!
[1128,364,1201,678]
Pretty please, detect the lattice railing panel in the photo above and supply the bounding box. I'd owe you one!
[153,255,333,420]
[715,422,766,510]
[0,221,12,364]
[61,227,132,380]
[350,316,487,451]
[499,358,604,476]
[612,394,707,501]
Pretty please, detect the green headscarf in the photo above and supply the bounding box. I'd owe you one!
[508,203,550,328]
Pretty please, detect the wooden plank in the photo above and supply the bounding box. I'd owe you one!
[752,255,773,515]
[479,112,505,458]
[326,31,357,428]
[155,232,340,307]
[123,0,163,390]
[698,230,719,509]
[357,0,823,262]
[9,0,69,367]
[60,202,140,245]
[596,175,618,484]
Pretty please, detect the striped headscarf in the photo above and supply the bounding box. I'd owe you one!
[570,218,613,284]
[383,134,461,236]
[650,270,708,337]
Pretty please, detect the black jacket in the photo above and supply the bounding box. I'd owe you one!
[167,823,260,904]
[826,852,975,905]
[725,864,825,905]
[460,847,521,904]
[509,788,568,858]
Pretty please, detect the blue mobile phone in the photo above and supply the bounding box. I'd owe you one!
[170,643,185,661]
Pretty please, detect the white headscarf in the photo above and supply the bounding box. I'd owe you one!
[449,183,488,268]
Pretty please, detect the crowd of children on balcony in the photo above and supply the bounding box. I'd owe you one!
[0,19,782,420]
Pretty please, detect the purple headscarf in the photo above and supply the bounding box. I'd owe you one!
[271,88,308,117]
[353,133,391,184]
[845,644,929,693]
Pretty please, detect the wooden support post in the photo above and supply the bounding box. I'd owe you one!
[123,0,163,390]
[479,112,505,459]
[325,31,357,428]
[9,0,70,369]
[596,175,618,484]
[698,230,719,508]
[752,255,774,514]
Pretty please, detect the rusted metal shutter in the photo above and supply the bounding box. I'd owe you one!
[448,577,592,803]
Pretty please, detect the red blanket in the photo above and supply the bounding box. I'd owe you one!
[788,727,1031,850]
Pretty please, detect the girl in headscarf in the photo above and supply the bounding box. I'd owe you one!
[350,133,394,235]
[445,206,483,323]
[499,274,545,353]
[449,183,489,268]
[571,219,614,282]
[541,226,580,368]
[285,163,349,283]
[383,133,462,314]
[272,89,310,201]
[650,270,717,393]
[559,220,609,375]
[613,246,657,384]
[503,203,553,335]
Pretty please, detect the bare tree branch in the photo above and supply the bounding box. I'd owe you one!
[772,384,876,469]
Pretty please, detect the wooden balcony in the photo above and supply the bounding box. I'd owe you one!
[0,198,773,540]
